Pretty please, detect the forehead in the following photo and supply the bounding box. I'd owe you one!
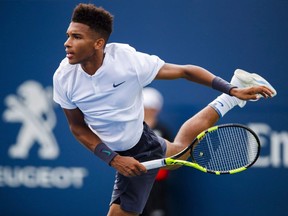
[66,22,93,34]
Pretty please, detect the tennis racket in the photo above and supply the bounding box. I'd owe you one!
[142,123,260,175]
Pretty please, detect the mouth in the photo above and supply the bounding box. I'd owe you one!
[66,50,75,59]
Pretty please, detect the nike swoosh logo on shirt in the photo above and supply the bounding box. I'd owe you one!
[113,81,126,88]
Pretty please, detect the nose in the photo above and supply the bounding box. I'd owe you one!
[64,37,71,48]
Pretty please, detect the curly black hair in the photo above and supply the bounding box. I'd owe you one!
[72,3,113,41]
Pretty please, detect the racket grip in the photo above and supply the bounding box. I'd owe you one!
[141,159,166,170]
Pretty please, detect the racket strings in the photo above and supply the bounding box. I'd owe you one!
[193,127,259,172]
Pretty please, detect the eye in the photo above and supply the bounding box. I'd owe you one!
[72,34,82,39]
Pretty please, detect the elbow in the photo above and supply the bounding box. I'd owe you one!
[69,124,83,138]
[183,65,199,79]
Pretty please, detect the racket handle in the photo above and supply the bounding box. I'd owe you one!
[141,159,166,170]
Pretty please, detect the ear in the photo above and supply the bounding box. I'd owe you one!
[94,38,105,50]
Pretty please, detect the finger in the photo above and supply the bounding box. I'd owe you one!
[252,86,273,99]
[126,170,135,177]
[124,167,141,177]
[129,171,135,177]
[130,164,147,176]
[260,86,275,97]
[137,163,147,173]
[137,163,147,174]
[130,170,140,176]
[121,166,135,177]
[122,171,130,177]
[259,89,273,98]
[258,92,268,99]
[131,167,144,176]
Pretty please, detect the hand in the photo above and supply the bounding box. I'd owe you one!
[230,86,275,100]
[110,155,147,177]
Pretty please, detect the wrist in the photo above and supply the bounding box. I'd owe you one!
[229,87,239,96]
[93,142,118,165]
[212,76,237,95]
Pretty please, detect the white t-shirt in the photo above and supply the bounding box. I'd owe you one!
[53,43,165,151]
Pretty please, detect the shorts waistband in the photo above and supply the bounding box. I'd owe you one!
[116,122,149,156]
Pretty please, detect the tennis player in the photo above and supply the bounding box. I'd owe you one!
[53,3,276,216]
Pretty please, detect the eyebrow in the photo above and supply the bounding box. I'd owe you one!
[66,31,83,36]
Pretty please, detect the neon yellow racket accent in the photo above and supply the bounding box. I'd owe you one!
[165,158,207,173]
[142,123,260,175]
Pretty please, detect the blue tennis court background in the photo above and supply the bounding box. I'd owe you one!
[0,0,287,215]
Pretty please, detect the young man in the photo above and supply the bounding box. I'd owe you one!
[53,3,276,216]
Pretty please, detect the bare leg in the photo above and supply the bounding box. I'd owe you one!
[107,204,138,216]
[165,105,220,159]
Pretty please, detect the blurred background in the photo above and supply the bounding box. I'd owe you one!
[0,0,287,215]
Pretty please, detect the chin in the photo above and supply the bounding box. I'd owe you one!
[67,59,78,65]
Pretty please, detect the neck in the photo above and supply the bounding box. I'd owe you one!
[81,52,105,75]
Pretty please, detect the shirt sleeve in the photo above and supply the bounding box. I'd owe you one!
[53,65,77,110]
[133,51,165,87]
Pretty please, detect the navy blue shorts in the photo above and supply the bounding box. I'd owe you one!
[110,122,167,214]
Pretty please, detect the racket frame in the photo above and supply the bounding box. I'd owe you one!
[142,123,260,175]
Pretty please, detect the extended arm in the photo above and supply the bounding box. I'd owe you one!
[156,63,215,86]
[156,63,274,99]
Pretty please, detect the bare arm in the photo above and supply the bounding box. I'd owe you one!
[62,108,146,176]
[156,63,274,100]
[63,108,101,151]
[156,63,215,87]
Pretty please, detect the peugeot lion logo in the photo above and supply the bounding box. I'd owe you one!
[3,80,59,159]
[1,80,88,189]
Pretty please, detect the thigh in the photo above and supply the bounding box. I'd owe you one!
[166,106,219,160]
[110,169,159,214]
[165,139,187,159]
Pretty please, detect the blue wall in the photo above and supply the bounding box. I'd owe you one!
[1,0,287,215]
